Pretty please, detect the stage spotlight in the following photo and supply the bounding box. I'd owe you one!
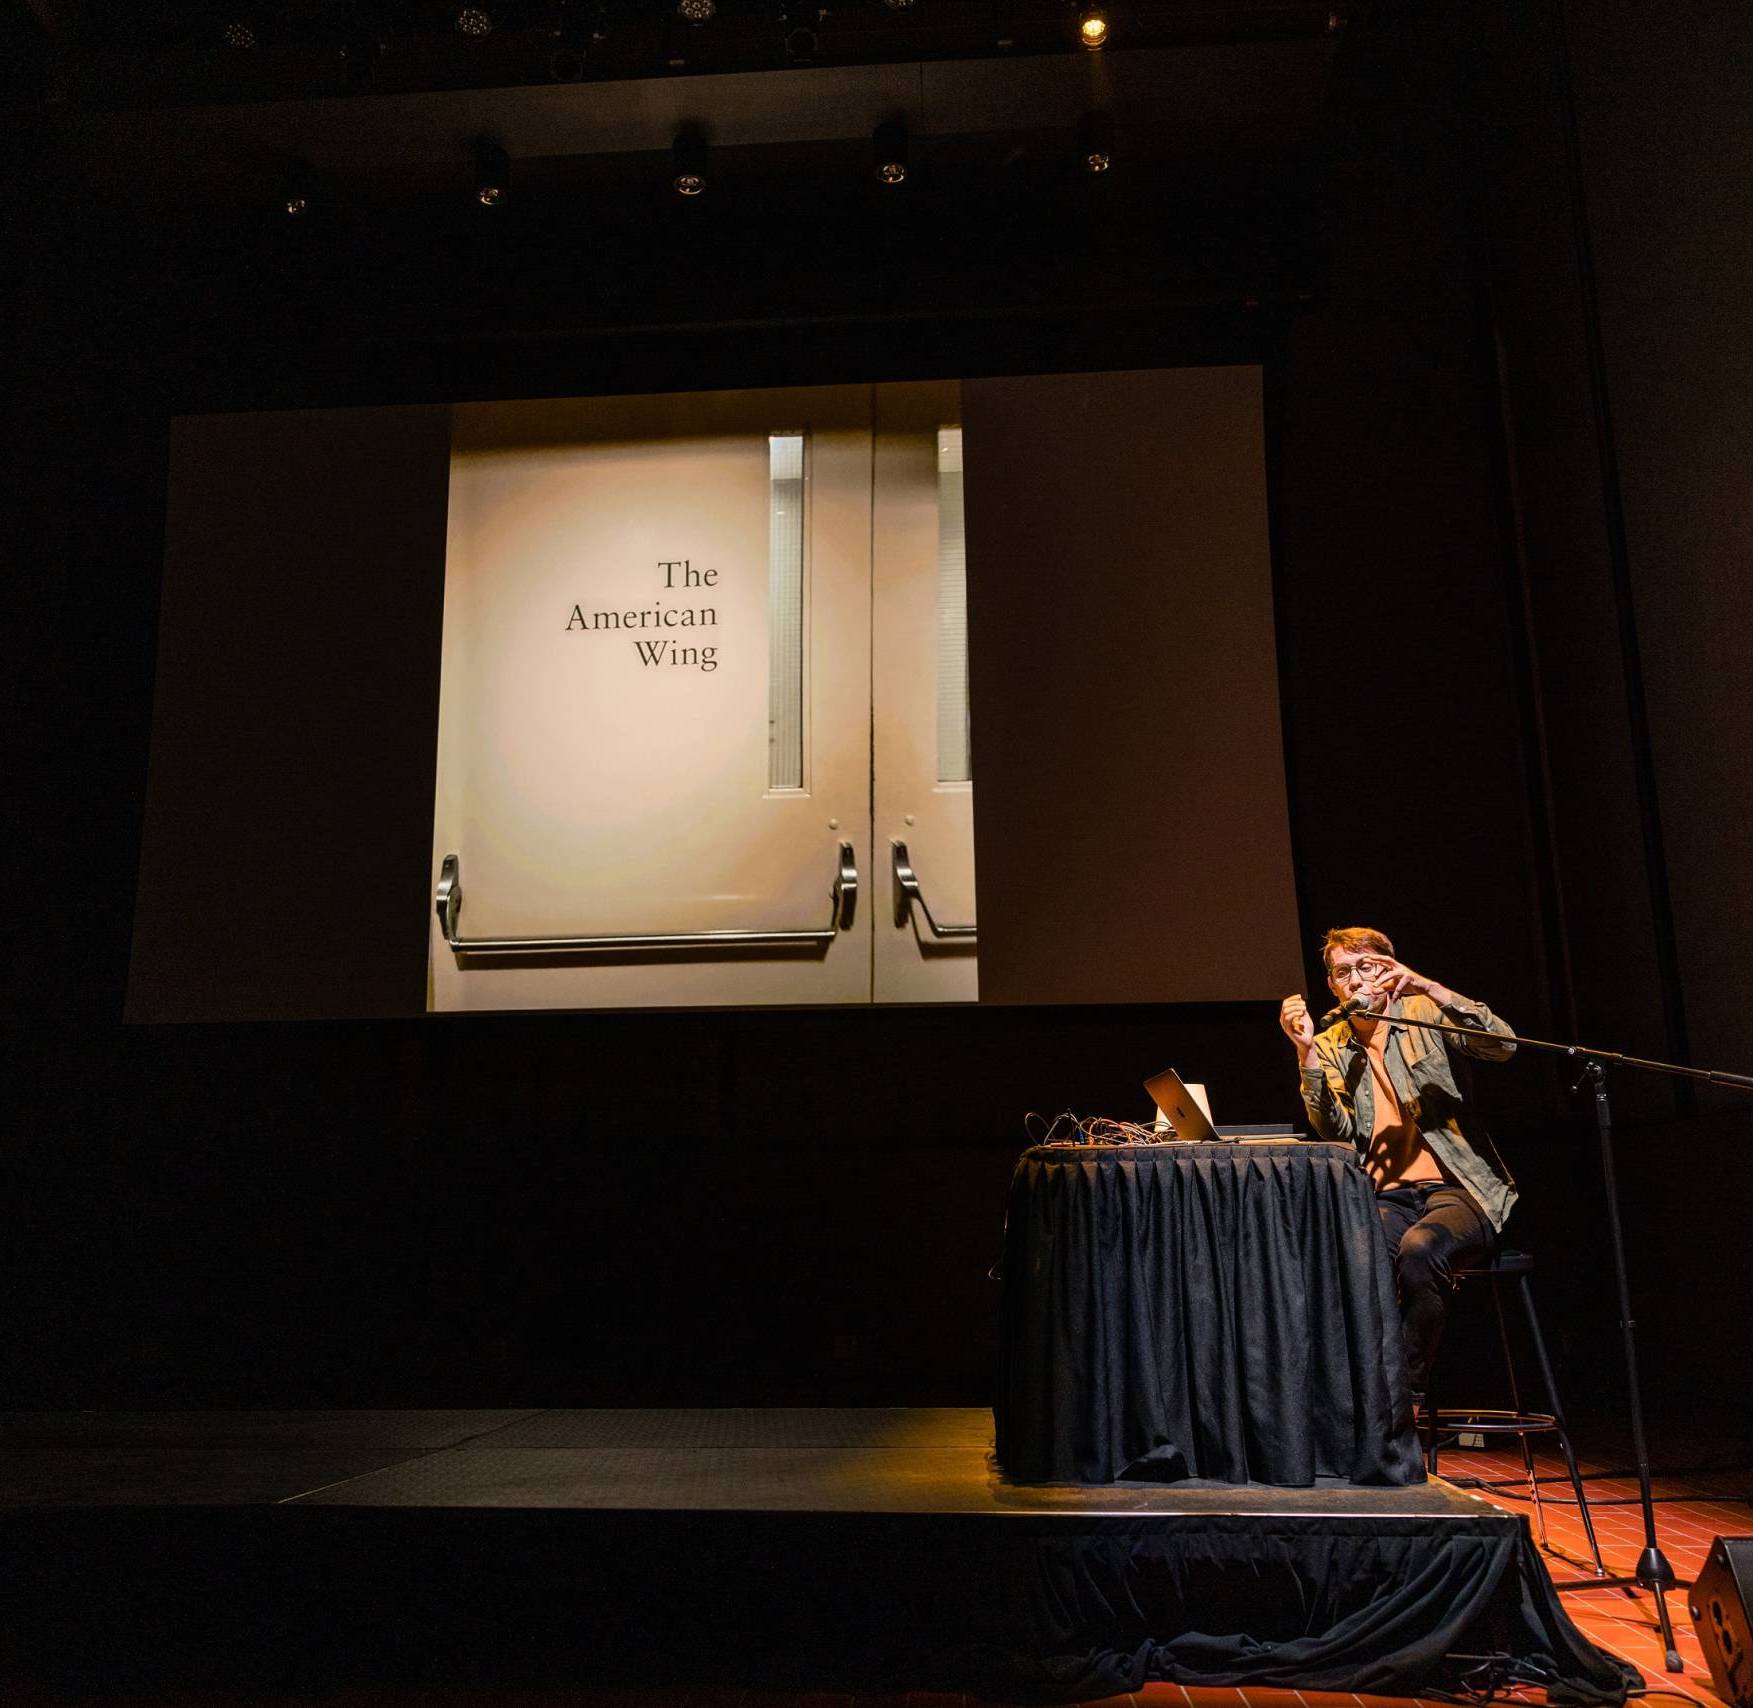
[872,120,909,186]
[1078,110,1113,173]
[473,138,510,206]
[1077,7,1108,49]
[275,157,318,217]
[222,19,258,48]
[677,0,715,20]
[672,128,709,196]
[455,5,494,36]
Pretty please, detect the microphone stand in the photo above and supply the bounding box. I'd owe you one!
[1349,1002,1753,1672]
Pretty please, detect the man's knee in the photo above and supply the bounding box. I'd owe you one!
[1395,1223,1453,1292]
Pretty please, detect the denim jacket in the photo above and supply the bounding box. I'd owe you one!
[1299,991,1518,1232]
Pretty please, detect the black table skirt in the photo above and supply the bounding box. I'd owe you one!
[995,1142,1425,1486]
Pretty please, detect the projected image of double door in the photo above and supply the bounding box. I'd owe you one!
[429,382,975,1012]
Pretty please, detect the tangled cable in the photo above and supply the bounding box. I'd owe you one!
[1024,1110,1183,1146]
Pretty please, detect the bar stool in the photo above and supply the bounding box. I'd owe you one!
[1426,1247,1606,1575]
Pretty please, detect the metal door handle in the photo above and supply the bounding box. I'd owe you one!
[437,843,858,958]
[891,839,977,941]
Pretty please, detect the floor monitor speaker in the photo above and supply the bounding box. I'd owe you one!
[1692,1535,1753,1708]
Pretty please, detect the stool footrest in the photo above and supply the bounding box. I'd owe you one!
[1433,1405,1558,1436]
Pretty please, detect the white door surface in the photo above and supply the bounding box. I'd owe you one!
[430,388,878,1012]
[422,380,974,1010]
[872,382,979,1004]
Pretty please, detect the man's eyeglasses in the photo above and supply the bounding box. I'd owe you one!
[1327,956,1388,988]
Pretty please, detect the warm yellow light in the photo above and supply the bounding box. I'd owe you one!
[1079,10,1108,49]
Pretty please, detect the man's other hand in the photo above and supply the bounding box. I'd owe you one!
[1279,995,1316,1054]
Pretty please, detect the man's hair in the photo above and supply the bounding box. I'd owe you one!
[1321,926,1395,970]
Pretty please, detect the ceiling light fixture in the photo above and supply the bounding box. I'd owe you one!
[1077,7,1108,50]
[455,5,494,36]
[872,120,909,186]
[472,138,510,206]
[1077,110,1113,173]
[672,128,709,197]
[677,0,716,21]
[275,156,317,216]
[222,19,258,49]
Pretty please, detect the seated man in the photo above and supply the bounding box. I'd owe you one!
[1279,926,1518,1413]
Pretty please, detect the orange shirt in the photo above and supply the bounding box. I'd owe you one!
[1360,1025,1445,1190]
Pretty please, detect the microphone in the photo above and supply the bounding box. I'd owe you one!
[1318,991,1384,1029]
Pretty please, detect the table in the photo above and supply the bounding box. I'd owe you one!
[994,1141,1424,1486]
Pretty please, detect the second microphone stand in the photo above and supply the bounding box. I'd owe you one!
[1349,999,1753,1672]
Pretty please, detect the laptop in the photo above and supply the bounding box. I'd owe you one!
[1144,1069,1303,1142]
[1144,1067,1222,1143]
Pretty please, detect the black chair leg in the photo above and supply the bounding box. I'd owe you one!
[1489,1278,1548,1546]
[1518,1273,1606,1575]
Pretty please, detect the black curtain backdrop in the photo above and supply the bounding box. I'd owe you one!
[5,0,1750,1417]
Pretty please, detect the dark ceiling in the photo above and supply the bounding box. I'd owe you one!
[14,1,1346,102]
[5,0,1359,387]
[9,0,1347,215]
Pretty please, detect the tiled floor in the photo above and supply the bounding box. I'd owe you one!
[5,1435,1748,1708]
[1430,1431,1752,1708]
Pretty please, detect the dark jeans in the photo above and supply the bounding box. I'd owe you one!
[1376,1181,1494,1400]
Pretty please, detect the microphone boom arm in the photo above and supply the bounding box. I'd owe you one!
[1348,1007,1753,1090]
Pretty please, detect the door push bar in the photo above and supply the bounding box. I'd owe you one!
[891,840,977,941]
[436,843,858,958]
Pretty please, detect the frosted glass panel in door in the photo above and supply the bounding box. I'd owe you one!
[430,388,873,1012]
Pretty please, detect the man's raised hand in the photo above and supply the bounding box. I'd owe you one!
[1279,994,1316,1050]
[1362,959,1454,1008]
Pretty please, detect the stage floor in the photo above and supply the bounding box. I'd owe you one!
[0,1407,1629,1704]
[2,1405,1494,1516]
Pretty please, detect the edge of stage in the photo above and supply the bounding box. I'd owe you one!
[0,1407,1635,1703]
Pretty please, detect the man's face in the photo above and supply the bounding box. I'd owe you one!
[1326,946,1391,1006]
